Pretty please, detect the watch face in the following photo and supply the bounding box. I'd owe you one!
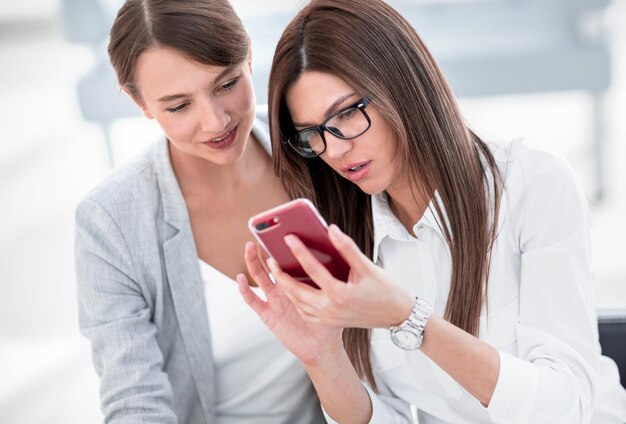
[392,329,421,350]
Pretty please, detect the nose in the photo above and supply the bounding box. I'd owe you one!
[198,98,231,134]
[322,132,353,160]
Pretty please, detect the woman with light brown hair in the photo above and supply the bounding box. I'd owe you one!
[75,0,324,422]
[237,0,626,422]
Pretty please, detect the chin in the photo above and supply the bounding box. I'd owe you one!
[355,181,386,196]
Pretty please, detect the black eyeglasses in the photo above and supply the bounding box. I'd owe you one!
[285,97,371,158]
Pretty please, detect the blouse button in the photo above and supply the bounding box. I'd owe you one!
[414,223,427,240]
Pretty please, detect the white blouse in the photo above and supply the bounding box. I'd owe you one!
[331,140,626,423]
[199,260,322,424]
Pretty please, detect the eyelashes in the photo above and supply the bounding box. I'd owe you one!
[166,102,189,113]
[220,76,241,92]
[165,75,242,114]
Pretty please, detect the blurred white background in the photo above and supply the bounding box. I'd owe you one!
[0,0,624,422]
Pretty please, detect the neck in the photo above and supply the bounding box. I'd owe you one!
[385,178,431,236]
[169,133,268,198]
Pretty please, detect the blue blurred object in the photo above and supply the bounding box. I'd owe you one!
[59,0,138,167]
[390,0,612,97]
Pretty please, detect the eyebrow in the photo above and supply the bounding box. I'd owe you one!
[292,92,358,127]
[156,65,238,103]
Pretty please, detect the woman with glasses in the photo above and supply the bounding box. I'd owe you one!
[74,0,325,422]
[237,0,626,422]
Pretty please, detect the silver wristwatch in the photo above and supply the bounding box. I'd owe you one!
[389,297,432,350]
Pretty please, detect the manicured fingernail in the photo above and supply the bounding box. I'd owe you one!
[329,224,343,236]
[284,234,296,247]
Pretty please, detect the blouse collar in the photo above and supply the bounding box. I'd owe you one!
[371,190,449,260]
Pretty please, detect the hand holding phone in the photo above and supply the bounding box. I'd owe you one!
[248,199,350,287]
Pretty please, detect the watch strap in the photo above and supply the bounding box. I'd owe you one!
[389,296,432,350]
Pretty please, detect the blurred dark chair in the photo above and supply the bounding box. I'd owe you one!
[598,310,626,389]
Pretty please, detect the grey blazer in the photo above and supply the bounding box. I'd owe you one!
[76,112,322,423]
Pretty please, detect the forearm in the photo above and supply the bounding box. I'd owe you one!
[303,347,372,424]
[420,314,500,406]
[414,312,597,422]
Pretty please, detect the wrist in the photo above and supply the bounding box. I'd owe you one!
[389,296,432,351]
[301,340,347,370]
[388,291,416,327]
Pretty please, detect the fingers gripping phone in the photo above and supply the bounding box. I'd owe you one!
[248,198,350,288]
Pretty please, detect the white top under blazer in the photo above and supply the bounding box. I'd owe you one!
[200,259,322,423]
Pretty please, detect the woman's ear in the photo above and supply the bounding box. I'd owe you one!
[122,86,154,119]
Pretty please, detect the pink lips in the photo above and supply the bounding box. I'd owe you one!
[201,125,238,150]
[341,160,371,182]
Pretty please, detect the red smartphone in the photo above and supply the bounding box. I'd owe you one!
[248,198,350,287]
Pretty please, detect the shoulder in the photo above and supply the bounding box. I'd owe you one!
[491,140,582,197]
[492,139,591,250]
[76,142,162,226]
[499,139,587,209]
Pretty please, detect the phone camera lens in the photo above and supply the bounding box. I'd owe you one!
[255,222,271,231]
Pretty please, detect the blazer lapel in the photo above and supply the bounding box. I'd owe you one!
[155,139,216,420]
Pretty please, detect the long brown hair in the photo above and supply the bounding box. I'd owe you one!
[108,0,249,100]
[268,0,502,390]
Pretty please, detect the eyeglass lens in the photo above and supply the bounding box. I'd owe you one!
[295,103,369,156]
